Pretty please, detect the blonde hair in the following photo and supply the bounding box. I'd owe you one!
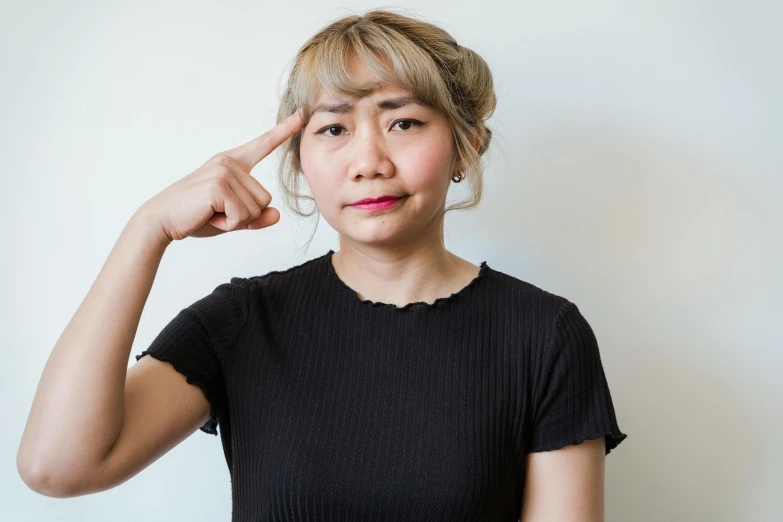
[275,8,496,248]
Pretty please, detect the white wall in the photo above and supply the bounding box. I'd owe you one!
[2,1,780,520]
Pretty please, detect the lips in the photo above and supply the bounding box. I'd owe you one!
[350,195,404,206]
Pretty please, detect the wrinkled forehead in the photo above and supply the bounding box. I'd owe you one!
[308,79,414,106]
[310,83,423,111]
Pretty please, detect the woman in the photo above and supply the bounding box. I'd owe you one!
[17,9,627,521]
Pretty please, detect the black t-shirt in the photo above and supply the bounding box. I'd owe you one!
[135,249,627,521]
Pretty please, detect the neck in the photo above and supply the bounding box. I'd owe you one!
[332,226,477,308]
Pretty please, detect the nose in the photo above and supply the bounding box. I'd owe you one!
[347,124,395,181]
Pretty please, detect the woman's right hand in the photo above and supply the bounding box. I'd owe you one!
[140,109,304,242]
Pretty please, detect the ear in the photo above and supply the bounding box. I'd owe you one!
[472,126,483,153]
[452,127,484,178]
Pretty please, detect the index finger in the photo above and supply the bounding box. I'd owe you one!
[226,109,304,171]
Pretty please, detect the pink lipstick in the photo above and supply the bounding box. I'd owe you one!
[349,195,406,212]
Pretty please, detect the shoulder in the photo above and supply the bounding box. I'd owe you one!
[483,264,573,322]
[481,265,600,354]
[184,255,320,318]
[247,253,326,285]
[485,269,606,376]
[219,252,330,309]
[238,252,328,291]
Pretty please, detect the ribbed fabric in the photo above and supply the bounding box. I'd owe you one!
[135,249,627,521]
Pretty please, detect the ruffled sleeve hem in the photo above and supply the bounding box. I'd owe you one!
[526,429,628,456]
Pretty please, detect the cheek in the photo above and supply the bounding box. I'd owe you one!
[299,139,336,195]
[398,144,453,190]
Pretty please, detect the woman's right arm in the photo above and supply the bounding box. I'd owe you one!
[15,206,213,498]
[16,110,305,498]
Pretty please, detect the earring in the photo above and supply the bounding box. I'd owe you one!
[452,171,464,183]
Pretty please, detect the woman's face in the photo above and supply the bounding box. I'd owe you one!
[298,56,458,248]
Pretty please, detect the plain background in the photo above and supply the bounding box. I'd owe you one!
[2,1,781,520]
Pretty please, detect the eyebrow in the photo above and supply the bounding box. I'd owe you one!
[311,95,426,115]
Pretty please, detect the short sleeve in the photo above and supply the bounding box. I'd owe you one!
[134,277,251,436]
[524,301,628,456]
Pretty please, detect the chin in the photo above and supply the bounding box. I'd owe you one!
[339,225,412,247]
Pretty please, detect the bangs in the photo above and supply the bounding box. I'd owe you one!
[292,27,451,124]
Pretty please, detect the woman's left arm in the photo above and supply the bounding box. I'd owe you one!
[520,436,606,522]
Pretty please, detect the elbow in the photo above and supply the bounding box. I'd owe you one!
[17,451,89,498]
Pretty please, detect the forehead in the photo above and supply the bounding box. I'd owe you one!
[308,67,439,119]
[304,48,435,116]
[312,80,414,102]
[310,88,426,117]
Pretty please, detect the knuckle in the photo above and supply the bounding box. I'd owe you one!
[214,154,235,168]
[206,153,234,169]
[212,165,232,179]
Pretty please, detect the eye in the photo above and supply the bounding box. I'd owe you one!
[390,119,426,131]
[314,119,426,137]
[315,125,346,137]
